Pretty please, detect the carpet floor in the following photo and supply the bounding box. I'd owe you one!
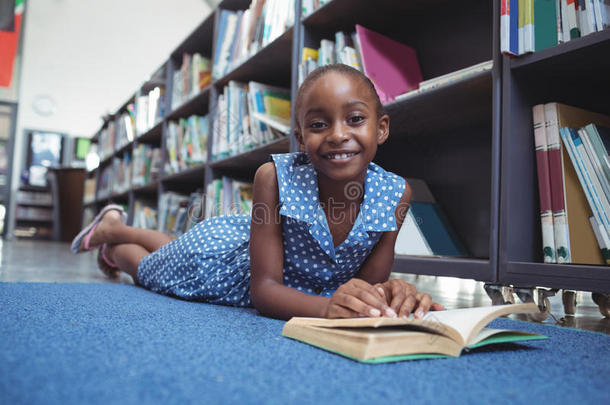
[1,282,608,404]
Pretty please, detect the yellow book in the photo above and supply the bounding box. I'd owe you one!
[302,47,319,62]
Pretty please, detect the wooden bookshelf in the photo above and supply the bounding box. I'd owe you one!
[83,0,610,308]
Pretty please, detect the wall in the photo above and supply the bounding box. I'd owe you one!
[8,0,215,236]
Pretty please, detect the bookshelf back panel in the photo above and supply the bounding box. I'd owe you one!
[302,0,492,81]
[376,125,492,259]
[170,15,215,61]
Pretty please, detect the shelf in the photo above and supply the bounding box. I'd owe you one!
[161,164,206,184]
[83,200,97,207]
[166,86,212,120]
[510,29,610,72]
[15,202,53,208]
[392,256,494,282]
[110,189,130,200]
[132,181,159,194]
[502,262,610,292]
[212,26,294,89]
[15,217,53,223]
[137,120,164,144]
[114,140,133,157]
[384,69,492,137]
[18,185,49,192]
[210,137,290,172]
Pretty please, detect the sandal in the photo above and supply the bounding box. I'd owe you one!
[71,204,126,253]
[97,243,120,279]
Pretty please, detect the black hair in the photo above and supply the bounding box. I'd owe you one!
[294,64,385,130]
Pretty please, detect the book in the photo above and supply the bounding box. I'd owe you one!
[532,104,556,263]
[501,0,512,54]
[534,0,559,51]
[524,0,535,52]
[282,303,545,363]
[545,102,610,264]
[355,24,422,103]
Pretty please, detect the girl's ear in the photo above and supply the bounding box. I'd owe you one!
[294,127,305,151]
[376,114,390,145]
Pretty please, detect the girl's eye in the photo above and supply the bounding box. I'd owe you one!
[348,115,365,124]
[308,121,327,129]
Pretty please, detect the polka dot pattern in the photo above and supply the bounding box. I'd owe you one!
[137,152,405,306]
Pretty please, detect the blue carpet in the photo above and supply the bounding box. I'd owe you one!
[1,283,608,404]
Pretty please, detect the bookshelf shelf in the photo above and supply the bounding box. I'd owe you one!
[209,137,290,172]
[114,141,133,157]
[502,262,610,292]
[137,121,164,144]
[166,86,212,121]
[212,27,294,89]
[111,190,130,200]
[393,256,493,281]
[384,70,492,137]
[133,182,159,194]
[510,29,610,71]
[161,164,206,184]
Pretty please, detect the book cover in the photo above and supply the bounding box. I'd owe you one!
[534,0,559,51]
[524,0,535,52]
[511,0,521,53]
[501,0,512,54]
[409,201,467,257]
[532,105,556,263]
[355,24,423,103]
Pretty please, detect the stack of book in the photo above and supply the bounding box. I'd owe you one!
[116,108,136,151]
[111,153,132,195]
[501,0,610,56]
[133,200,158,230]
[158,191,204,236]
[212,81,290,161]
[205,177,253,219]
[171,53,212,110]
[98,121,116,161]
[97,165,113,200]
[299,25,422,104]
[212,0,296,79]
[531,102,610,265]
[301,0,331,17]
[165,115,209,175]
[132,144,161,187]
[135,86,165,135]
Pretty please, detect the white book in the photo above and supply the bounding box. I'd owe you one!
[394,210,433,256]
[216,12,238,78]
[251,112,290,135]
[561,0,572,41]
[590,215,610,252]
[524,0,535,53]
[579,127,610,203]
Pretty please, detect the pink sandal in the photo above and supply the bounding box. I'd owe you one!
[97,243,120,279]
[71,204,126,253]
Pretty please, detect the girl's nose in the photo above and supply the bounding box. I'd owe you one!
[327,123,349,144]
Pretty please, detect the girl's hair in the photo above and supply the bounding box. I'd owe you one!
[294,64,385,129]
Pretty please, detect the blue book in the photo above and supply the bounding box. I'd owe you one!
[409,201,467,257]
[213,10,230,77]
[510,0,519,54]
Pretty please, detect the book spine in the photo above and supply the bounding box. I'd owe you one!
[561,0,572,40]
[579,127,610,202]
[501,0,513,54]
[532,105,557,263]
[589,216,610,264]
[519,0,526,53]
[534,0,559,51]
[510,0,521,53]
[566,0,581,38]
[544,103,571,263]
[524,0,535,52]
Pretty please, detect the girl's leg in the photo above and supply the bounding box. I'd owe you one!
[106,243,149,285]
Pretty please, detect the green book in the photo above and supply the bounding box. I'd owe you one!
[283,304,547,363]
[534,0,558,51]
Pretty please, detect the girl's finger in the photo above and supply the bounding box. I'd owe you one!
[398,295,417,318]
[338,293,383,318]
[390,289,406,314]
[430,302,445,311]
[413,294,433,319]
[355,288,396,318]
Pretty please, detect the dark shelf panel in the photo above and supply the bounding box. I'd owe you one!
[210,137,290,172]
[171,13,215,61]
[15,202,53,208]
[110,190,130,200]
[137,121,163,144]
[15,217,53,223]
[166,86,211,121]
[161,164,206,184]
[511,29,610,72]
[384,70,493,137]
[502,262,610,293]
[114,141,133,157]
[212,27,294,89]
[18,185,49,192]
[132,181,159,194]
[83,200,97,207]
[392,256,494,282]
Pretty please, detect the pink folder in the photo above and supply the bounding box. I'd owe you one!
[356,24,422,103]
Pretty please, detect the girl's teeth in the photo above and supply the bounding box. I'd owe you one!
[328,153,354,160]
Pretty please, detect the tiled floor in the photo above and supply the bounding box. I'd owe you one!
[1,238,609,334]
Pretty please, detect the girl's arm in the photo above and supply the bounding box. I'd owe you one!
[355,180,444,318]
[249,163,387,320]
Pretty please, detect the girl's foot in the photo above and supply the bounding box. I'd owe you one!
[97,243,120,279]
[71,204,126,253]
[77,209,123,252]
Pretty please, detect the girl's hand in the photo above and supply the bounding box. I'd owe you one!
[324,279,398,319]
[374,279,445,319]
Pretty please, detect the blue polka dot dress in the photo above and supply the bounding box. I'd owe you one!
[137,152,405,307]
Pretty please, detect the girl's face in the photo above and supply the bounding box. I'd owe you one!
[296,72,389,183]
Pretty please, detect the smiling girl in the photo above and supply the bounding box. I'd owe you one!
[71,64,444,320]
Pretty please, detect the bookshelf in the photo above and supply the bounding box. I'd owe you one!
[0,101,17,237]
[83,0,610,316]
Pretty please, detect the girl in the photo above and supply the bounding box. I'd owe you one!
[72,64,444,320]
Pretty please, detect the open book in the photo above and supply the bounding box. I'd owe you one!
[282,303,547,363]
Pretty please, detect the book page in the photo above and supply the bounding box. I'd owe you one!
[422,303,537,345]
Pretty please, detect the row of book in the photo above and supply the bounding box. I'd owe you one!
[98,108,136,161]
[171,53,212,111]
[83,177,96,204]
[213,0,295,79]
[301,0,331,17]
[501,0,610,56]
[299,24,423,104]
[132,144,161,187]
[211,81,290,161]
[532,102,610,265]
[96,154,133,199]
[204,177,253,219]
[135,86,165,135]
[165,115,209,175]
[133,199,157,230]
[158,191,204,237]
